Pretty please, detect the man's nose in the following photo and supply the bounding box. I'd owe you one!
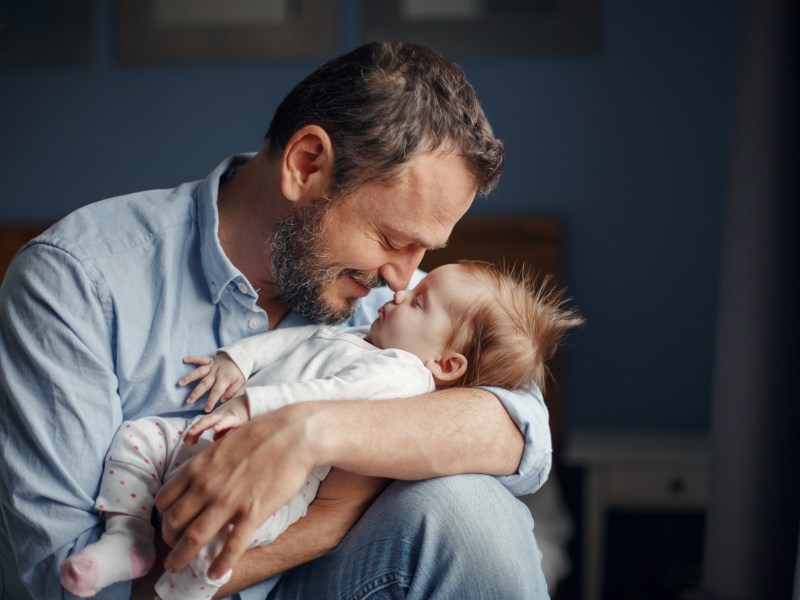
[379,248,426,292]
[393,289,409,304]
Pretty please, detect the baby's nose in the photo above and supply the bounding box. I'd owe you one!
[393,289,409,303]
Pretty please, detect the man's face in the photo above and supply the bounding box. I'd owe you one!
[270,150,476,324]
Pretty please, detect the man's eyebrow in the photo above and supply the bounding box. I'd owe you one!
[416,237,448,251]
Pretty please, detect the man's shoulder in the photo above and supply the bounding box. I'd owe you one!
[29,181,200,264]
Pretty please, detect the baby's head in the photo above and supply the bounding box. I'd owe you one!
[368,261,583,391]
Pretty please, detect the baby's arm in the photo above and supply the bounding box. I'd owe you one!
[245,348,435,415]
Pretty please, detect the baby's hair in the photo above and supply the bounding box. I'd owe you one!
[443,261,583,392]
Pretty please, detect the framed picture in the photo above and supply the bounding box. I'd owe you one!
[116,0,338,63]
[363,0,599,56]
[0,1,92,66]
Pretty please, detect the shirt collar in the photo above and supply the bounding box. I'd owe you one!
[197,153,257,304]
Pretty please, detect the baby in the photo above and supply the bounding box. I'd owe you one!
[60,261,582,599]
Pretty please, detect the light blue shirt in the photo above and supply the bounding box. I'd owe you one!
[0,154,551,599]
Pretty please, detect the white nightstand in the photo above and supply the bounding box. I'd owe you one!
[563,429,709,600]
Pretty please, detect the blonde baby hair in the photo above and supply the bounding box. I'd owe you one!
[443,261,583,393]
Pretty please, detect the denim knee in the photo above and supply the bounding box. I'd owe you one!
[271,475,550,600]
[363,474,549,597]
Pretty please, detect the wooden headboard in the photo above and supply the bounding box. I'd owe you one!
[0,224,49,282]
[1,217,566,443]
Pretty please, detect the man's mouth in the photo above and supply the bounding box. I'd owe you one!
[347,276,372,299]
[340,269,385,290]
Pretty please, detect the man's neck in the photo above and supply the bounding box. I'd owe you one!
[217,151,292,327]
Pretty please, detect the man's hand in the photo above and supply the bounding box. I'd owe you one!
[155,404,317,579]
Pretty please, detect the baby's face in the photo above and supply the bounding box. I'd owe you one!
[368,264,483,363]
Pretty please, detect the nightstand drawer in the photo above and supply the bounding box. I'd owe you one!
[600,467,708,508]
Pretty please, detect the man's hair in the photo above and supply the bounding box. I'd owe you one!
[444,262,584,393]
[264,41,504,197]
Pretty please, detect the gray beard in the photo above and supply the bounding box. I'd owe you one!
[269,197,384,324]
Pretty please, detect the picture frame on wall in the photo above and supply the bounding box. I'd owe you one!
[115,0,337,63]
[363,0,599,56]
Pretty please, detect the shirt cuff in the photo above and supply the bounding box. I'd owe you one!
[225,574,280,600]
[480,385,553,496]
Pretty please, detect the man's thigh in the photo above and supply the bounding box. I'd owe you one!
[268,474,550,599]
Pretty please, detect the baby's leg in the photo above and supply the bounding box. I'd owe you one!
[60,417,185,597]
[60,514,155,597]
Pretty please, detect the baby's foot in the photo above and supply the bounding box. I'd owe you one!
[59,515,155,596]
[60,554,101,598]
[60,545,155,597]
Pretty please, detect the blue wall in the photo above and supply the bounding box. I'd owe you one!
[0,1,740,431]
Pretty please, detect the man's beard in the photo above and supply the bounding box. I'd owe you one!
[269,195,385,324]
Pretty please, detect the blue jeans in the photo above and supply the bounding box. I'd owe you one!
[267,474,550,599]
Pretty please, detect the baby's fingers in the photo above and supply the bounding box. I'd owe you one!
[211,414,241,437]
[184,414,222,444]
[204,380,232,413]
[183,355,212,366]
[184,375,216,405]
[178,362,212,387]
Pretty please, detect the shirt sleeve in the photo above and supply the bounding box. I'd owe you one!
[481,384,553,497]
[0,243,129,599]
[246,349,435,416]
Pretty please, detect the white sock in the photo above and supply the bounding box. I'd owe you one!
[60,514,155,597]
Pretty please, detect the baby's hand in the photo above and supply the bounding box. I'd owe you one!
[183,396,250,444]
[179,353,246,412]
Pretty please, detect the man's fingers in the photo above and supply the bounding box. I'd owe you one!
[163,505,233,574]
[155,474,195,545]
[207,515,262,580]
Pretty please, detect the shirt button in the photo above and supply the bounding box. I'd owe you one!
[210,282,217,294]
[237,282,249,294]
[248,317,261,330]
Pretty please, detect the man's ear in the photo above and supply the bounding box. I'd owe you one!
[280,125,334,202]
[426,352,468,386]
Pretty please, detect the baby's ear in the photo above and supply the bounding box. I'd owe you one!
[426,352,467,386]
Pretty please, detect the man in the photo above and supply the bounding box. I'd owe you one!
[0,42,552,598]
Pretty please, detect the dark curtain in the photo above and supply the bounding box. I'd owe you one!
[702,0,799,599]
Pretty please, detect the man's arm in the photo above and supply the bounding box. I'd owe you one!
[156,387,525,579]
[0,244,124,598]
